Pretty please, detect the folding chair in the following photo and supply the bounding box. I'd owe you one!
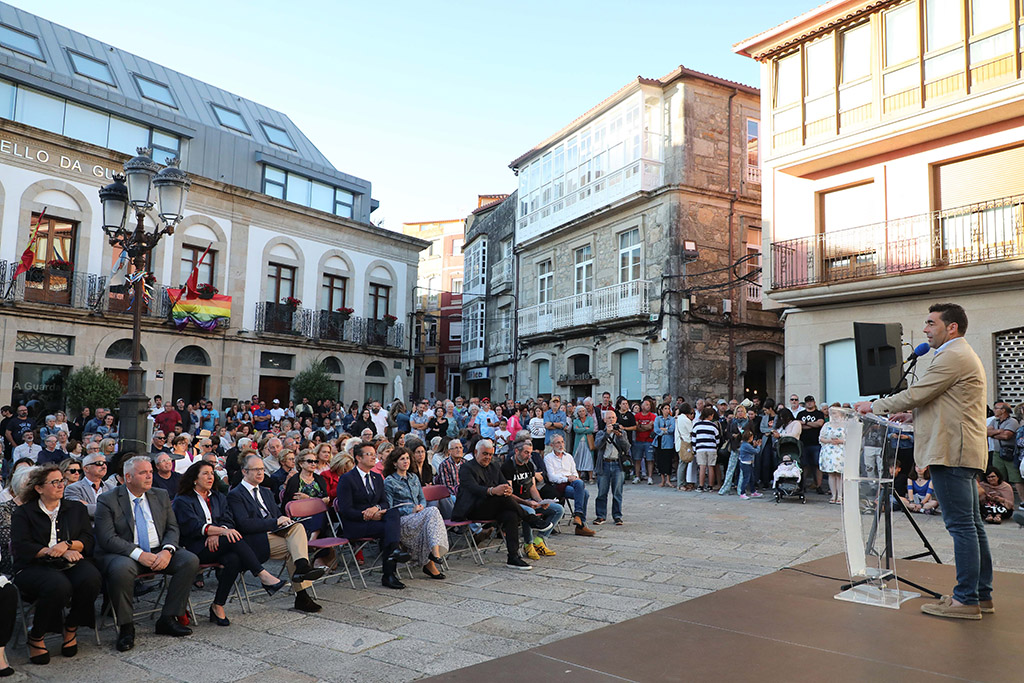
[422,485,493,566]
[187,563,251,615]
[97,571,198,635]
[284,498,361,589]
[15,590,102,647]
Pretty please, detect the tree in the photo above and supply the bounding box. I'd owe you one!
[66,365,124,416]
[290,361,336,404]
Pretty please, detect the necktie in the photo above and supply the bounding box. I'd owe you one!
[364,473,373,497]
[253,487,267,518]
[133,497,150,552]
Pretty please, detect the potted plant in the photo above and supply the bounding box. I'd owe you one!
[282,296,302,309]
[336,306,354,320]
[46,258,73,272]
[25,265,45,283]
[383,313,397,327]
[196,283,218,300]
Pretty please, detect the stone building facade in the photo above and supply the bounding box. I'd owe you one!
[0,4,427,419]
[512,66,783,402]
[460,192,516,401]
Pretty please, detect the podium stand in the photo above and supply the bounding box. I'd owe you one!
[829,407,922,609]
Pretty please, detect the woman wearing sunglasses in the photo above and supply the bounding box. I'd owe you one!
[281,450,329,540]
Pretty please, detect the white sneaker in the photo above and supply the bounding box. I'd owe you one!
[632,477,641,485]
[647,477,653,485]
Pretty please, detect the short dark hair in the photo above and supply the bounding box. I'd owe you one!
[354,440,376,459]
[804,395,815,403]
[929,303,968,334]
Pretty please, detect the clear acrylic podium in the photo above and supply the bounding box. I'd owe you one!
[828,407,921,609]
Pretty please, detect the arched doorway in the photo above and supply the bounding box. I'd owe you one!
[172,345,210,406]
[743,350,781,403]
[365,361,387,404]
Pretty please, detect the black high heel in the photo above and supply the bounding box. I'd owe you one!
[208,605,230,627]
[263,578,287,596]
[422,564,446,580]
[27,636,49,665]
[0,666,13,677]
[428,553,444,565]
[61,626,78,657]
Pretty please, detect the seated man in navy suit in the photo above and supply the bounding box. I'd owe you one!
[227,454,325,612]
[336,441,412,589]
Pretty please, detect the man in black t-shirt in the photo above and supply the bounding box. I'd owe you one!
[796,395,826,494]
[501,440,564,560]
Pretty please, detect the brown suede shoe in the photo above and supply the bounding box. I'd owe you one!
[979,600,994,614]
[574,525,596,537]
[921,596,981,620]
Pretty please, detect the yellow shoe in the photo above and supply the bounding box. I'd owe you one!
[523,543,541,561]
[534,538,557,556]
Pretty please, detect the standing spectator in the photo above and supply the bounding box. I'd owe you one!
[493,418,512,462]
[756,398,778,489]
[527,407,546,453]
[200,401,220,432]
[269,399,285,423]
[173,400,190,435]
[736,429,762,499]
[69,407,89,442]
[82,408,105,438]
[370,401,391,439]
[37,435,64,466]
[4,406,33,451]
[391,401,411,436]
[653,403,676,488]
[571,405,596,482]
[150,431,171,455]
[543,396,567,447]
[674,403,696,491]
[38,415,60,440]
[153,404,180,440]
[718,405,749,495]
[691,407,720,492]
[96,414,118,440]
[818,405,846,504]
[797,396,826,495]
[615,397,637,449]
[593,412,629,525]
[476,401,498,440]
[426,407,449,444]
[251,401,271,433]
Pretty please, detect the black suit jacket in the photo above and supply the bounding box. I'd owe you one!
[172,490,234,552]
[336,468,386,522]
[452,459,508,521]
[226,483,282,560]
[11,499,95,572]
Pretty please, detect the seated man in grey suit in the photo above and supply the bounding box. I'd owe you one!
[63,452,115,518]
[95,455,200,652]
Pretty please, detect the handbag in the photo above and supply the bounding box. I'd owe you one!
[679,444,695,464]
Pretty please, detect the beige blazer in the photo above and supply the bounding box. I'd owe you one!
[871,336,987,470]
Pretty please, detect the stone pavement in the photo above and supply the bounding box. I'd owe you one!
[10,484,1023,681]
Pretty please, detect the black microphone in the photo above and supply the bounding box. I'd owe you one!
[905,342,930,363]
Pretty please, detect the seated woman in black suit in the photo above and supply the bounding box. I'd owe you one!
[171,462,286,625]
[11,464,101,665]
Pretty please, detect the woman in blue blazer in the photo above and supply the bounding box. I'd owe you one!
[172,462,285,625]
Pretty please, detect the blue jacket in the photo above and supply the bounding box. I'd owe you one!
[653,415,676,450]
[383,472,425,517]
[173,489,234,552]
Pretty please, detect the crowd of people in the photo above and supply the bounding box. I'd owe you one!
[0,380,1021,671]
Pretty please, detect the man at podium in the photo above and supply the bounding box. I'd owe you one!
[855,303,990,621]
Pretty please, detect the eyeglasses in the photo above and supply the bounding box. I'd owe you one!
[244,467,265,473]
[45,479,66,488]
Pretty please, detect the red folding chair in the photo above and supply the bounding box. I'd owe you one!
[284,498,361,589]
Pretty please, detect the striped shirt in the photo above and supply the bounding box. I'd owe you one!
[691,420,720,451]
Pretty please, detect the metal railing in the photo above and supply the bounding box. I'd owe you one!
[518,280,652,336]
[257,304,404,348]
[771,194,1024,290]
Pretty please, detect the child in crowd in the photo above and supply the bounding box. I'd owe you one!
[903,465,939,515]
[494,418,512,462]
[772,454,801,488]
[737,428,762,499]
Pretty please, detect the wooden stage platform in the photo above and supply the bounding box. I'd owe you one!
[431,554,1023,682]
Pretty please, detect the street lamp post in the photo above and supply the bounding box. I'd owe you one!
[98,148,190,454]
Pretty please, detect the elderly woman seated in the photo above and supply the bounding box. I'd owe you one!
[383,447,448,580]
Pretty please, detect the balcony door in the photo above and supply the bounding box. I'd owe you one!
[24,215,76,305]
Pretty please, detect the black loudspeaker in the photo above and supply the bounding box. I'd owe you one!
[853,322,904,396]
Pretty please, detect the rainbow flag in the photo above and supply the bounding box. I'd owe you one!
[168,289,231,331]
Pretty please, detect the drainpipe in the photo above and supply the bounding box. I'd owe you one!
[726,88,738,397]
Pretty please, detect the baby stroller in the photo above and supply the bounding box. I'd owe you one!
[773,436,805,504]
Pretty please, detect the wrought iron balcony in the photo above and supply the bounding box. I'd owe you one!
[771,194,1024,290]
[518,280,652,337]
[256,301,312,335]
[257,304,403,348]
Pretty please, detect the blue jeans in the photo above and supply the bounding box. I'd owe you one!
[563,479,589,518]
[520,502,563,543]
[596,464,624,520]
[719,451,740,494]
[738,462,754,495]
[929,466,993,605]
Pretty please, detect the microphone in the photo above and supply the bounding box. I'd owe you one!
[905,342,930,363]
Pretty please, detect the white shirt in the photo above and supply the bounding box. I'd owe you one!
[270,407,285,421]
[371,410,390,435]
[38,500,59,547]
[359,468,375,494]
[195,489,214,534]
[173,451,199,474]
[544,450,579,484]
[13,443,41,463]
[240,480,271,518]
[128,492,164,561]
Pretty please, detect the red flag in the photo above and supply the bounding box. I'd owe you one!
[12,208,47,280]
[184,242,212,297]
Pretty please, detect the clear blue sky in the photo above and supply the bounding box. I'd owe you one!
[19,0,812,229]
